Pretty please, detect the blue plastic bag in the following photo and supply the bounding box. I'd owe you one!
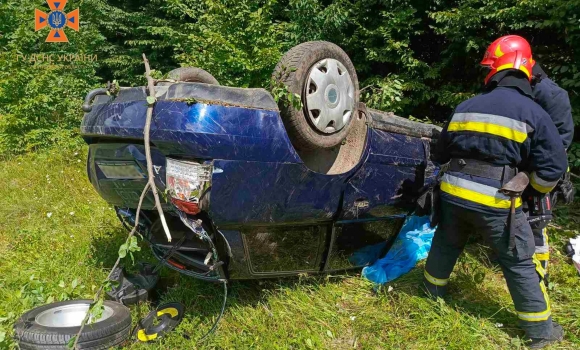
[362,215,436,284]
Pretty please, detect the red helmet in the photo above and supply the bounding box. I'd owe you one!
[481,35,535,85]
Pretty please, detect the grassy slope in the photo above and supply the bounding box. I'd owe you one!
[0,146,578,349]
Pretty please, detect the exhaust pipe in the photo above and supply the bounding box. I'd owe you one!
[82,88,108,113]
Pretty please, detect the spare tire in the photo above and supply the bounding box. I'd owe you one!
[14,300,131,350]
[273,41,359,150]
[167,67,220,85]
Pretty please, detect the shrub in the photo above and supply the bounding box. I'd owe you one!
[1,0,578,158]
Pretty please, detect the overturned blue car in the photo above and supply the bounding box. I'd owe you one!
[81,41,440,282]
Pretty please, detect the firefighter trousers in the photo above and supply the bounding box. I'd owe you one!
[423,200,553,338]
[526,193,552,273]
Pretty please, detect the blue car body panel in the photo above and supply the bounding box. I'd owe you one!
[340,129,432,219]
[209,159,352,225]
[83,100,301,163]
[84,106,429,225]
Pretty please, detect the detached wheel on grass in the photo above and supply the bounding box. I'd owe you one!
[273,41,360,150]
[14,300,131,350]
[167,67,220,85]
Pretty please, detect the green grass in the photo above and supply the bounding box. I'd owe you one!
[0,146,579,349]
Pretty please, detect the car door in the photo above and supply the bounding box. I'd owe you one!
[324,127,430,270]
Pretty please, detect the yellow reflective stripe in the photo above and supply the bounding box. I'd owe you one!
[516,256,552,322]
[533,255,546,279]
[447,121,527,142]
[530,179,553,193]
[442,173,514,197]
[157,307,179,318]
[534,252,550,261]
[497,63,531,78]
[451,113,529,133]
[517,309,551,322]
[424,270,448,286]
[530,172,558,193]
[540,282,550,309]
[441,181,521,209]
[137,329,158,341]
[535,228,549,254]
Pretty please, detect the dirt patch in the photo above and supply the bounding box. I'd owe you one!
[166,98,278,111]
[298,107,368,175]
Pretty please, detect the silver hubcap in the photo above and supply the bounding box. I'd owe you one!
[35,304,114,327]
[305,58,355,133]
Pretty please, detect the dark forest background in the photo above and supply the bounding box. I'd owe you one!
[1,0,579,161]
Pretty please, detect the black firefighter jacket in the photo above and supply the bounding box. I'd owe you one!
[533,63,574,150]
[435,80,568,214]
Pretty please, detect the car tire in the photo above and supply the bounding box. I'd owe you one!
[13,300,131,350]
[273,41,359,150]
[167,67,220,85]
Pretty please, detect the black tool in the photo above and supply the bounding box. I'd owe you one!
[499,172,530,251]
[525,194,553,230]
[564,242,575,258]
[106,262,159,305]
[134,302,185,342]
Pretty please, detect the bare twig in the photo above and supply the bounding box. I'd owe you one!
[143,53,172,243]
[359,84,375,93]
[547,223,577,232]
[73,182,151,349]
[73,53,174,349]
[569,172,580,180]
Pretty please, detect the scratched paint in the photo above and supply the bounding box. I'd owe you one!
[81,83,440,279]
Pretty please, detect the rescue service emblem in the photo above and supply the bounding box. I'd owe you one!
[35,0,79,43]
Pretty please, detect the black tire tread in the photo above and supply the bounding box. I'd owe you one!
[167,67,220,85]
[17,325,131,350]
[14,300,131,349]
[274,42,321,151]
[16,316,130,345]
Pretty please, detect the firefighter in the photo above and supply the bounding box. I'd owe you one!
[532,62,574,151]
[527,60,575,281]
[481,36,576,284]
[423,35,567,348]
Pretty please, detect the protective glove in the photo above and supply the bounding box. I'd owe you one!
[551,172,575,206]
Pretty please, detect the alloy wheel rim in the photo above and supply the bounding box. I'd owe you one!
[305,58,355,134]
[35,304,114,327]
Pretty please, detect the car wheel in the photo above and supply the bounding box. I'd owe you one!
[14,300,131,350]
[273,41,360,150]
[167,67,220,85]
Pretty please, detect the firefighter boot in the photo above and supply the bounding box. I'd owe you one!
[527,322,564,349]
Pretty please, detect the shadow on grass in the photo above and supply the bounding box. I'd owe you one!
[387,243,524,339]
[88,226,359,336]
[156,270,360,316]
[89,228,129,268]
[448,274,523,338]
[89,226,158,269]
[137,270,364,343]
[87,226,523,341]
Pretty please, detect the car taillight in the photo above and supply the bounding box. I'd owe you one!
[171,198,201,215]
[166,158,212,215]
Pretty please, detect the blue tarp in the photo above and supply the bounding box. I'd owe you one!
[362,216,436,284]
